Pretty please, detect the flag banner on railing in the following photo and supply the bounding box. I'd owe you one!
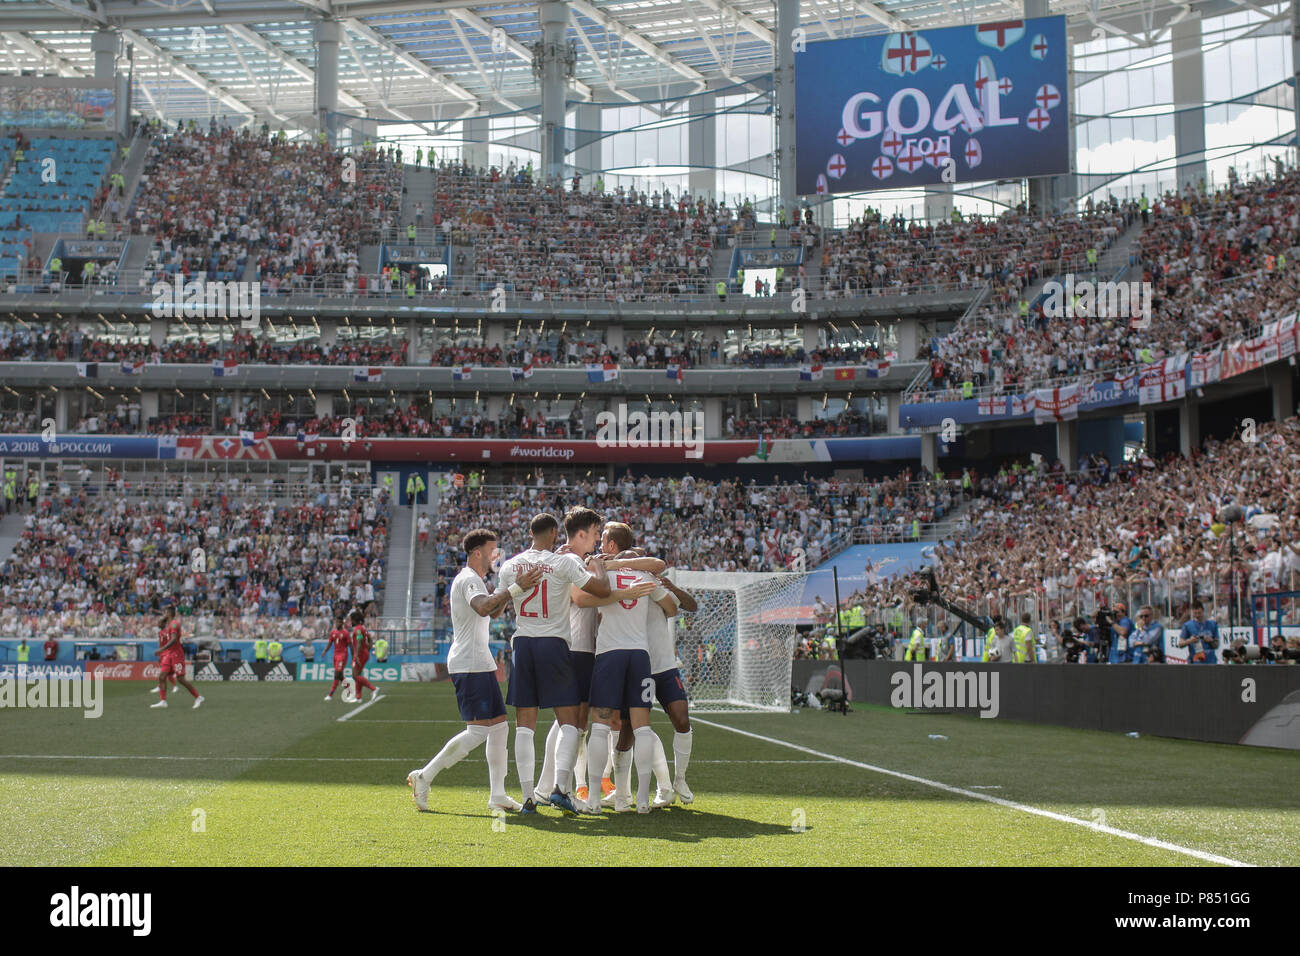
[1010,393,1035,416]
[1139,353,1187,405]
[862,362,887,378]
[1278,312,1299,359]
[835,367,856,380]
[511,364,534,381]
[585,362,619,383]
[1189,347,1222,389]
[75,362,97,378]
[452,366,471,381]
[799,361,824,381]
[120,360,145,375]
[977,394,1006,416]
[1033,383,1080,423]
[353,367,383,383]
[666,363,683,382]
[239,430,267,447]
[212,357,238,377]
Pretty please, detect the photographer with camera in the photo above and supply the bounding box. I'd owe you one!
[1093,607,1115,663]
[1107,602,1136,663]
[1068,616,1098,663]
[1177,601,1220,663]
[1134,606,1164,664]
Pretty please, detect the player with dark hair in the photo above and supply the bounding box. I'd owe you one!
[408,528,543,812]
[150,606,203,710]
[350,607,382,702]
[498,511,610,814]
[323,612,353,701]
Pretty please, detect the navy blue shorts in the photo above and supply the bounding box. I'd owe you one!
[590,649,653,712]
[451,671,507,722]
[653,668,688,707]
[571,651,595,703]
[506,635,578,709]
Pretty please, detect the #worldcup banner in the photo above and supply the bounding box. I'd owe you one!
[795,15,1069,195]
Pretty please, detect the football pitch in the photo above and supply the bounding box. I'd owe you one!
[2,680,1297,867]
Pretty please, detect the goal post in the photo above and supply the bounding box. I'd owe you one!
[669,570,810,713]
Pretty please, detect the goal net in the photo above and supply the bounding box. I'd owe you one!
[669,570,809,713]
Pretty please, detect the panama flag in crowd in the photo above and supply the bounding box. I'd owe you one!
[1032,384,1080,424]
[586,362,619,383]
[295,429,319,444]
[239,430,267,447]
[511,364,534,381]
[212,357,238,377]
[799,361,824,381]
[452,366,472,382]
[75,362,97,378]
[863,360,889,378]
[353,367,383,383]
[120,360,145,375]
[666,363,683,382]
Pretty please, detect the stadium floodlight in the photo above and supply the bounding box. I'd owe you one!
[672,570,809,713]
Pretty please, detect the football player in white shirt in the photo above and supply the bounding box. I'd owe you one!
[498,510,609,814]
[584,544,678,814]
[407,528,542,813]
[535,540,665,805]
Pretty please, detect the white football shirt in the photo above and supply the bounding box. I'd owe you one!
[448,567,495,674]
[596,569,667,654]
[498,548,593,642]
[570,602,598,654]
[647,599,679,674]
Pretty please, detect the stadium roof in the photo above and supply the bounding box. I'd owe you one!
[0,0,1281,126]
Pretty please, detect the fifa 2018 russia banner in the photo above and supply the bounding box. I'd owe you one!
[795,15,1068,195]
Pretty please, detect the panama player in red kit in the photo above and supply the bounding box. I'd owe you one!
[349,608,382,702]
[323,613,353,701]
[149,606,203,709]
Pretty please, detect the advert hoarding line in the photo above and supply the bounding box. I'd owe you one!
[690,717,1251,867]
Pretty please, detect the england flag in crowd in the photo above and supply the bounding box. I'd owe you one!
[1033,384,1080,424]
[1139,354,1188,405]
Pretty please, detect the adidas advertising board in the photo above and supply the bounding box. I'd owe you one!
[195,661,300,681]
[195,662,224,682]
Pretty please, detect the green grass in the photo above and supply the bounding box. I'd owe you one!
[1,680,1297,866]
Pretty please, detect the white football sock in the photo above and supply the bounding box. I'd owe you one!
[602,743,615,779]
[632,726,655,808]
[535,719,560,794]
[614,746,633,797]
[420,724,488,781]
[486,722,509,798]
[651,732,671,791]
[515,726,535,803]
[586,723,611,809]
[555,723,580,793]
[575,732,589,791]
[673,729,693,785]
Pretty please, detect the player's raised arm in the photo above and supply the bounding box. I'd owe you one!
[472,563,542,617]
[571,578,656,607]
[603,555,667,575]
[657,576,697,613]
[654,594,679,618]
[577,553,611,597]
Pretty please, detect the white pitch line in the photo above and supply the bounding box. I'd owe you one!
[690,717,1251,868]
[0,754,833,765]
[337,693,385,722]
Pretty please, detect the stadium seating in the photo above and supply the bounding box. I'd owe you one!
[0,136,113,233]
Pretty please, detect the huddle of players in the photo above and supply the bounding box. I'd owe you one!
[407,506,697,816]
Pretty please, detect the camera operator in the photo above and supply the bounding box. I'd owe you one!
[1066,616,1097,663]
[1107,602,1136,663]
[1177,601,1220,663]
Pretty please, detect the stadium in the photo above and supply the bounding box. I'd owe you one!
[0,0,1298,895]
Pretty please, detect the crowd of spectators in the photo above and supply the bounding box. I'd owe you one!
[0,477,389,622]
[920,169,1300,397]
[131,124,401,289]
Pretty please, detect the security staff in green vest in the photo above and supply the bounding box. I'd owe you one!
[406,472,426,505]
[778,206,787,227]
[1279,253,1287,271]
[318,131,327,145]
[415,146,423,166]
[467,470,480,492]
[27,474,39,509]
[405,278,416,298]
[1139,193,1149,225]
[822,631,836,659]
[82,260,96,284]
[407,222,417,241]
[254,638,269,661]
[14,146,23,163]
[3,469,16,514]
[49,256,62,282]
[17,639,29,663]
[769,226,777,247]
[911,518,921,541]
[435,474,451,494]
[950,207,962,224]
[381,473,395,498]
[1018,298,1029,319]
[716,279,726,302]
[595,176,604,194]
[904,623,927,661]
[268,639,283,662]
[1012,613,1036,663]
[961,379,974,400]
[736,267,745,293]
[848,604,865,630]
[961,469,972,495]
[1139,346,1154,365]
[374,636,389,662]
[775,266,784,291]
[1086,246,1098,272]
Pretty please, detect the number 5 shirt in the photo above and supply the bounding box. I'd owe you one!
[499,548,593,644]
